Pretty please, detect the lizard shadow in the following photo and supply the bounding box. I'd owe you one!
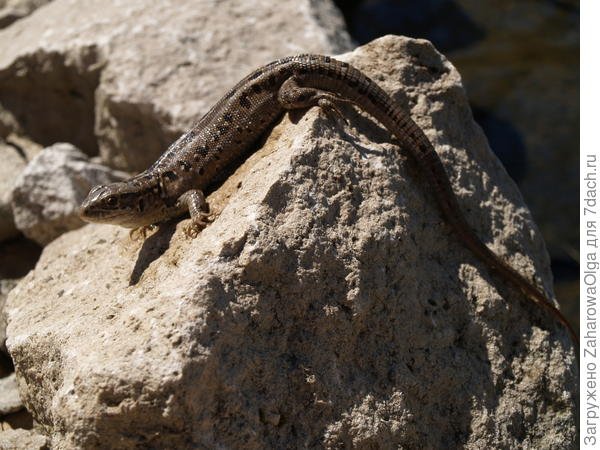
[287,107,388,158]
[129,221,177,285]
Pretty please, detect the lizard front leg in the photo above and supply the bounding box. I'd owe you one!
[129,224,158,241]
[177,189,212,237]
[278,76,354,124]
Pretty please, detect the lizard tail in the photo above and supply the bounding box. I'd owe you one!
[320,57,579,347]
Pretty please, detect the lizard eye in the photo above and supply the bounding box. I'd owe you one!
[106,196,117,207]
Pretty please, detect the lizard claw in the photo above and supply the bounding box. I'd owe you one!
[318,98,349,126]
[183,212,214,238]
[129,225,156,241]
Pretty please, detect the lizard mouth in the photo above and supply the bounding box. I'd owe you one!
[79,209,113,222]
[78,205,132,224]
[79,209,144,230]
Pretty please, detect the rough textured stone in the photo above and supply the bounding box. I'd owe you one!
[11,143,128,245]
[0,428,48,449]
[437,0,583,341]
[336,0,579,334]
[338,0,578,262]
[5,36,577,449]
[0,279,18,357]
[0,0,352,172]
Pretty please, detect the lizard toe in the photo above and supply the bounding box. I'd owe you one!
[183,218,210,238]
[129,225,155,241]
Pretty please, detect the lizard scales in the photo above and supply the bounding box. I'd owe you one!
[80,54,577,345]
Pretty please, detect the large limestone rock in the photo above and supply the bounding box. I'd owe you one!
[5,36,577,449]
[0,0,352,172]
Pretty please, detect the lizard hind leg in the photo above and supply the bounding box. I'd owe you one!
[177,189,213,238]
[278,76,354,125]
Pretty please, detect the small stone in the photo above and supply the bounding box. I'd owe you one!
[10,143,128,245]
[0,142,26,242]
[0,428,48,450]
[0,374,23,415]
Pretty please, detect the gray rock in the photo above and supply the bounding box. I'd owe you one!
[0,374,22,415]
[0,143,25,242]
[0,428,48,450]
[0,371,36,449]
[0,0,353,172]
[5,36,576,449]
[11,143,128,245]
[0,135,42,243]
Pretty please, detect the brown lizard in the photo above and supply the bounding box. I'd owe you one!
[79,54,577,346]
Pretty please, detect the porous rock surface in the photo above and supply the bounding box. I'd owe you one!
[0,0,352,172]
[11,143,128,245]
[5,36,577,449]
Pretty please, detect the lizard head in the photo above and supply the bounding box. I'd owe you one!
[79,181,165,228]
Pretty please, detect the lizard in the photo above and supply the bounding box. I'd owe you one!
[78,54,578,346]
